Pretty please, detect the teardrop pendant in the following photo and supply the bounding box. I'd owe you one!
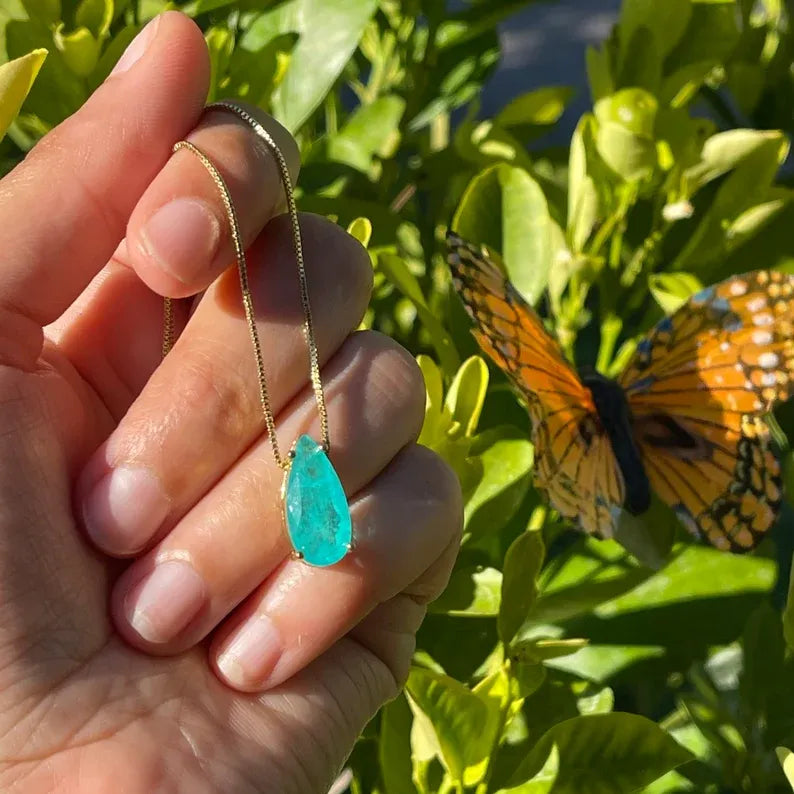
[283,435,352,567]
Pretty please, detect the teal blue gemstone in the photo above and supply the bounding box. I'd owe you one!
[285,434,351,566]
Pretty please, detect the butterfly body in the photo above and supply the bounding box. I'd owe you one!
[579,369,651,516]
[446,231,794,552]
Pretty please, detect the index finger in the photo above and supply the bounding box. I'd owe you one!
[0,12,207,363]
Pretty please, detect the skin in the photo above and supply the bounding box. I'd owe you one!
[0,12,462,794]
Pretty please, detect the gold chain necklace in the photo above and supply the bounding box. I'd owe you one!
[162,101,352,567]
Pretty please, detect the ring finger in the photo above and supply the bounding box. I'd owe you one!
[111,330,426,654]
[77,213,373,555]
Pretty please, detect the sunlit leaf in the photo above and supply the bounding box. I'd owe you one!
[0,47,46,142]
[444,356,489,438]
[508,713,693,792]
[244,0,378,132]
[454,163,553,304]
[776,747,794,791]
[379,694,419,794]
[406,667,499,783]
[499,529,545,643]
[648,272,704,314]
[594,88,658,182]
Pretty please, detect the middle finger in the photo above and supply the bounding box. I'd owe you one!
[77,213,372,555]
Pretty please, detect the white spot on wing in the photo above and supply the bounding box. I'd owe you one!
[747,296,767,312]
[752,329,773,345]
[754,313,774,326]
[759,351,779,369]
[730,280,748,296]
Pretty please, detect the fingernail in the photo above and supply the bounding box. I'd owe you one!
[139,198,221,283]
[82,466,170,554]
[217,615,282,688]
[111,16,161,76]
[125,560,207,643]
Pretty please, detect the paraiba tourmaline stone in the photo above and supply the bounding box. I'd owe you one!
[285,434,351,567]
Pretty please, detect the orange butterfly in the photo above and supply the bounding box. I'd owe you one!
[447,231,794,552]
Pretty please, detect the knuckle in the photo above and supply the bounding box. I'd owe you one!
[299,213,374,305]
[352,331,425,435]
[413,444,464,543]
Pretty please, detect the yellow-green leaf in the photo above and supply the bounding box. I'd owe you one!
[499,529,545,643]
[53,24,101,77]
[444,356,489,438]
[0,48,47,143]
[347,216,372,248]
[776,747,794,791]
[405,667,497,783]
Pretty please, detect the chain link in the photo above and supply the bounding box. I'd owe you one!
[162,102,330,470]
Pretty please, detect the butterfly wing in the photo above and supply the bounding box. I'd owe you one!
[620,270,794,551]
[446,231,625,537]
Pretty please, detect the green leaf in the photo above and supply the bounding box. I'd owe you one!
[466,669,515,786]
[674,131,789,276]
[454,163,553,304]
[613,497,677,569]
[328,95,405,172]
[586,44,614,102]
[507,714,694,792]
[464,428,534,541]
[347,217,372,248]
[204,26,234,104]
[577,686,614,715]
[685,129,788,194]
[532,538,651,623]
[377,252,459,376]
[245,0,378,132]
[499,529,545,643]
[619,0,692,57]
[783,552,794,653]
[660,59,722,108]
[454,119,533,170]
[53,24,100,77]
[727,196,792,250]
[567,116,600,252]
[495,86,574,128]
[649,272,704,314]
[666,0,741,70]
[20,0,60,25]
[776,747,794,791]
[511,661,547,699]
[740,603,785,718]
[510,637,589,663]
[429,565,502,617]
[0,47,46,142]
[89,23,138,91]
[379,694,419,794]
[498,745,559,793]
[179,0,236,15]
[405,667,498,784]
[617,25,661,93]
[594,88,658,181]
[75,0,113,39]
[444,356,489,439]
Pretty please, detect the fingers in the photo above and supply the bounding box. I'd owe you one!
[109,332,427,655]
[211,444,462,692]
[0,12,209,363]
[77,214,372,554]
[125,104,299,298]
[50,104,300,418]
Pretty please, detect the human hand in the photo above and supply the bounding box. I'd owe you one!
[0,12,461,793]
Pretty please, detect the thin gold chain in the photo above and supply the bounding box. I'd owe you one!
[162,104,330,470]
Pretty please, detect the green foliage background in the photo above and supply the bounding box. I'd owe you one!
[4,0,794,791]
